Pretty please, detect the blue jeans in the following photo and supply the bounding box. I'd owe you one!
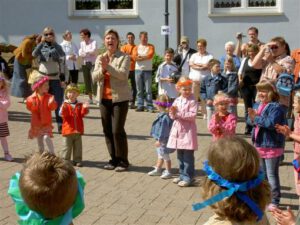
[260,156,281,205]
[177,150,195,183]
[49,80,64,126]
[135,70,154,110]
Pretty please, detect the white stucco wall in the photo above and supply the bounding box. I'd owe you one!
[1,0,300,57]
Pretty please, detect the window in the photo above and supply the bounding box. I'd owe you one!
[208,0,282,16]
[68,0,138,18]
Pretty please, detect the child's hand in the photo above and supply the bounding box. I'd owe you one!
[207,100,213,106]
[48,96,55,105]
[60,81,66,88]
[169,106,177,114]
[272,207,295,225]
[215,113,221,123]
[248,108,257,121]
[82,102,89,108]
[154,141,160,147]
[275,124,291,137]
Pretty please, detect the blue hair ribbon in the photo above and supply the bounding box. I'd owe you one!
[192,161,265,221]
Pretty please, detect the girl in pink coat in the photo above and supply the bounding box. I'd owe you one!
[208,92,237,141]
[167,77,198,187]
[0,72,12,161]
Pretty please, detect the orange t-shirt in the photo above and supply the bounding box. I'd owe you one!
[102,71,112,100]
[291,49,300,82]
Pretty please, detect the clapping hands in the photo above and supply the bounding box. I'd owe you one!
[275,124,291,137]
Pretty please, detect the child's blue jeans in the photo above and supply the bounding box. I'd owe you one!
[177,149,195,183]
[260,156,281,205]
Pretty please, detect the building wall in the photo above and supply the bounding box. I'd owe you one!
[1,0,300,57]
[189,0,300,58]
[0,0,178,55]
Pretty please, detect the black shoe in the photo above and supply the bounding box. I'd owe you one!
[104,163,115,170]
[115,161,129,172]
[244,131,251,135]
[58,124,62,134]
[136,107,144,112]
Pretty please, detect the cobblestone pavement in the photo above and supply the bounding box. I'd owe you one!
[0,96,298,225]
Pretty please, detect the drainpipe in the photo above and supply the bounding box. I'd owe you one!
[164,0,169,49]
[176,0,181,46]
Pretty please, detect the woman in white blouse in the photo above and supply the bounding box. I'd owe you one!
[60,30,79,84]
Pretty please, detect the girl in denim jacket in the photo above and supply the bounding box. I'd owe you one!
[167,77,198,187]
[148,94,174,179]
[248,80,286,211]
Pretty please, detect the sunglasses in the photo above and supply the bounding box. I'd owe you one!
[270,45,279,50]
[44,33,54,37]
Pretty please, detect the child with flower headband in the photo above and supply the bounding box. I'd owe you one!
[192,137,271,224]
[248,80,286,211]
[208,91,237,141]
[26,71,57,153]
[0,72,13,161]
[275,90,300,206]
[8,152,85,225]
[167,76,198,187]
[59,84,89,167]
[148,94,174,179]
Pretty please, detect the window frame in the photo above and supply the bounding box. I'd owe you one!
[208,0,283,17]
[68,0,138,18]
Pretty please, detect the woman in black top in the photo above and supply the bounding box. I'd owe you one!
[238,44,262,135]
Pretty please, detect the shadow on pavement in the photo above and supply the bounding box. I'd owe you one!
[9,111,31,123]
[279,203,299,211]
[281,192,299,200]
[0,157,25,164]
[81,160,107,168]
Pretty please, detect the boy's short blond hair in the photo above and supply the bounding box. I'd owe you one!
[208,59,221,68]
[201,137,271,222]
[19,152,78,218]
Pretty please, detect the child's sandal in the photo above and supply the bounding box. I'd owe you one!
[4,153,13,162]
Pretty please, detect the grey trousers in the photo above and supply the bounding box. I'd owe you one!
[60,133,82,162]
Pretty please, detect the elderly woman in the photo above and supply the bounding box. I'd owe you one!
[11,34,38,100]
[60,30,79,84]
[238,44,262,135]
[32,27,65,133]
[220,41,241,72]
[92,29,131,172]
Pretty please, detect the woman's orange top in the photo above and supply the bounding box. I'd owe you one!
[102,71,112,100]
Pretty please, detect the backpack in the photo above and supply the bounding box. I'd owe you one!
[276,73,295,96]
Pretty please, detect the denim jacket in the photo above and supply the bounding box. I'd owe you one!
[247,102,286,148]
[150,112,173,144]
[222,72,238,98]
[200,73,227,101]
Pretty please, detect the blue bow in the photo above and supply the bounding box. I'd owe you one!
[192,161,265,221]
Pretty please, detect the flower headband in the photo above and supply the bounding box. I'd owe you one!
[153,101,172,108]
[192,161,265,221]
[32,76,49,91]
[176,79,193,87]
[213,96,230,106]
[8,171,85,225]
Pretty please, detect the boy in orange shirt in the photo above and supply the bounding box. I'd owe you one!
[59,84,89,167]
